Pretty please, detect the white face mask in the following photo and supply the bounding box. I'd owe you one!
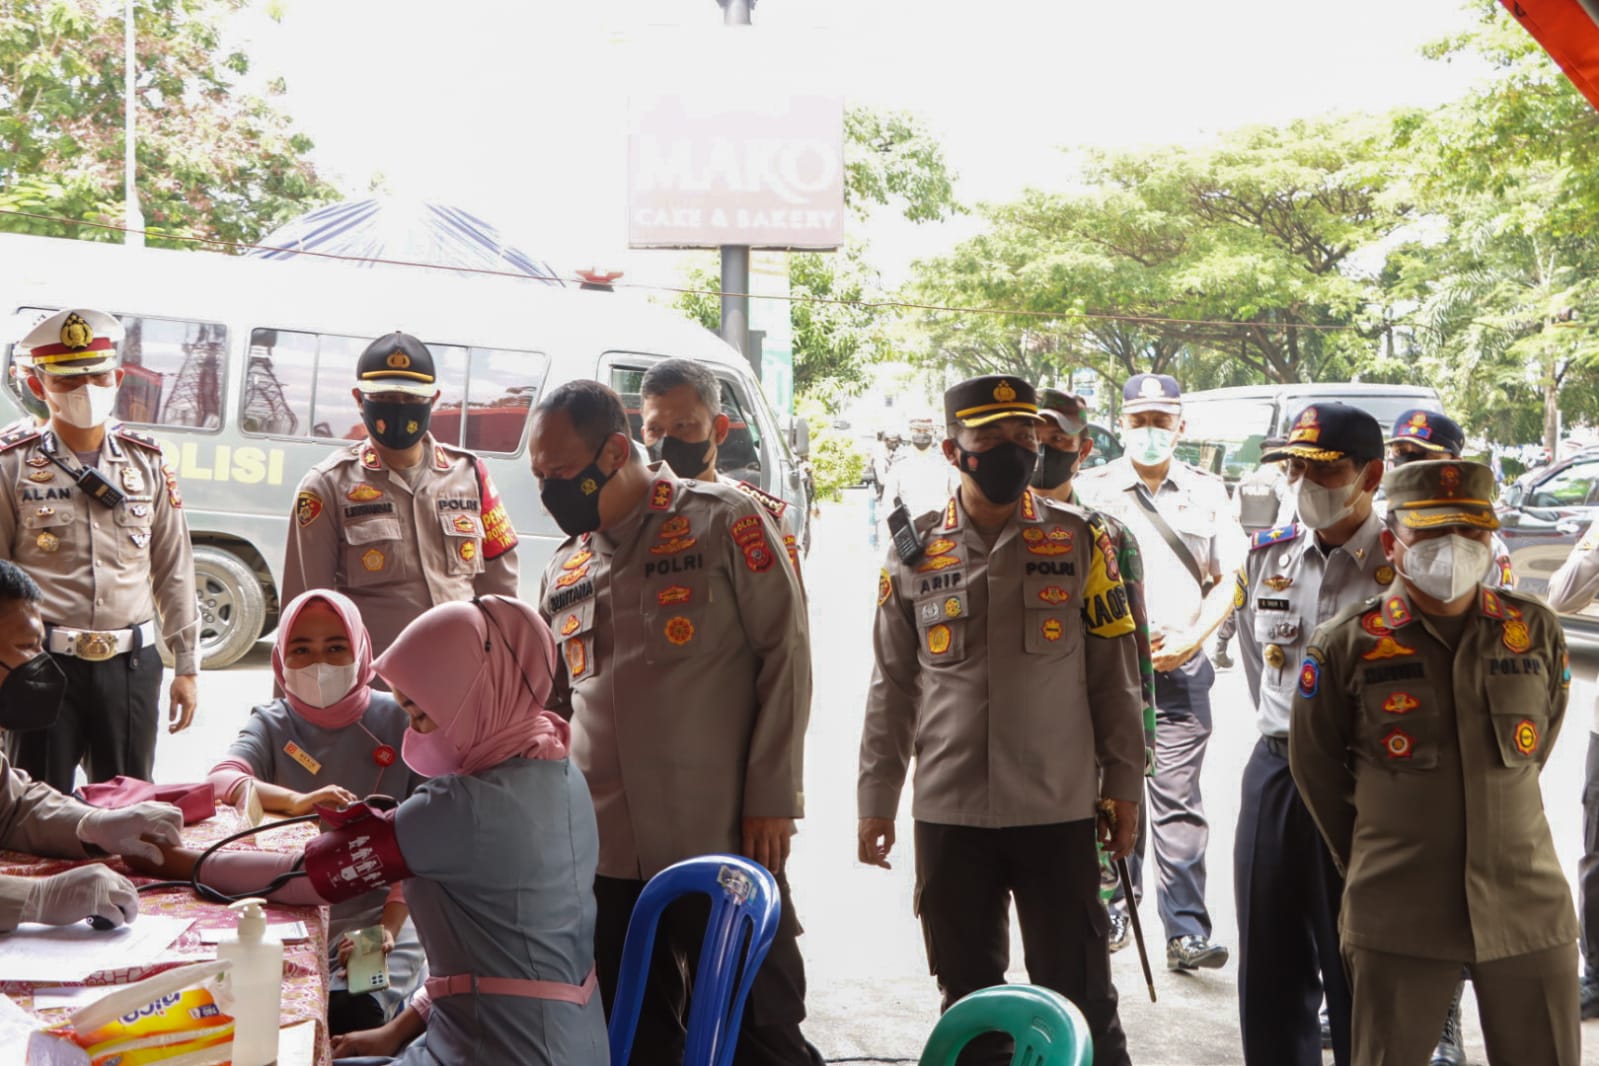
[1293,476,1362,530]
[282,661,361,709]
[1397,534,1491,604]
[47,382,119,429]
[1126,426,1177,466]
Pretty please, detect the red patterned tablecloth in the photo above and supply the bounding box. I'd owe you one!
[0,804,331,1066]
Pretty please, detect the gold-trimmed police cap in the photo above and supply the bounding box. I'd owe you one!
[1382,459,1500,531]
[1262,402,1383,464]
[17,308,123,376]
[944,375,1046,429]
[355,332,438,396]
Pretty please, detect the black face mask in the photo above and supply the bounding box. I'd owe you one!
[0,652,66,732]
[957,441,1038,506]
[648,436,714,479]
[1388,450,1430,467]
[361,398,432,451]
[540,439,617,537]
[1031,445,1082,490]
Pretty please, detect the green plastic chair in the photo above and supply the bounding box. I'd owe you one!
[919,984,1093,1066]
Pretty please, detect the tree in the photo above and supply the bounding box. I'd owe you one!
[0,0,339,248]
[673,106,959,402]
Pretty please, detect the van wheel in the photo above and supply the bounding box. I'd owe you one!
[156,546,268,670]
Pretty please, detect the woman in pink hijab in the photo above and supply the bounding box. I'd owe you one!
[206,589,424,1036]
[133,596,606,1066]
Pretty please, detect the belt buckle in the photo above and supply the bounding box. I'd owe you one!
[74,631,118,662]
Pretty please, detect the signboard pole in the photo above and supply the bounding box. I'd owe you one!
[717,0,758,379]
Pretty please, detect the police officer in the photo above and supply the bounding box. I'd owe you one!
[1541,520,1599,1021]
[1029,386,1157,953]
[1386,408,1515,590]
[1232,403,1388,1066]
[0,309,199,792]
[1077,372,1245,971]
[529,380,819,1066]
[1292,460,1579,1066]
[282,332,519,658]
[858,375,1143,1066]
[883,416,954,521]
[0,558,186,931]
[638,358,803,575]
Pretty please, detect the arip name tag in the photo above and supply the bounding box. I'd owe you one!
[284,741,322,775]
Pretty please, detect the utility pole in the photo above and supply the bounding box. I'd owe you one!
[124,0,144,247]
[715,0,756,379]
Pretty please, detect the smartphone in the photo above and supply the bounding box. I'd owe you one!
[345,925,390,994]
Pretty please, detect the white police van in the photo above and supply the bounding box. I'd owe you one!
[0,233,808,667]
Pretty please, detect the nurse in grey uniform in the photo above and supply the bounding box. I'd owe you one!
[207,589,425,1034]
[135,595,608,1066]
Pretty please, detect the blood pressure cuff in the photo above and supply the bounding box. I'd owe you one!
[303,800,412,904]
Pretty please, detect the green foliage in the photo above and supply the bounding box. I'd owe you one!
[0,0,339,247]
[843,108,961,224]
[807,428,865,503]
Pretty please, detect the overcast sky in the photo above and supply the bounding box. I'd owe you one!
[239,0,1493,287]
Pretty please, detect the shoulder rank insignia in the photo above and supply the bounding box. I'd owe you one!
[736,480,787,519]
[111,425,161,452]
[0,427,42,453]
[1250,524,1301,551]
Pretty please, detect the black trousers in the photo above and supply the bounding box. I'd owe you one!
[10,645,161,793]
[1234,737,1350,1066]
[1582,732,1599,979]
[594,872,822,1066]
[914,819,1131,1066]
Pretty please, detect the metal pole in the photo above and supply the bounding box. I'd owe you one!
[123,0,144,247]
[717,0,755,378]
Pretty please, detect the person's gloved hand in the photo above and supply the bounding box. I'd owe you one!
[20,865,139,928]
[77,802,184,864]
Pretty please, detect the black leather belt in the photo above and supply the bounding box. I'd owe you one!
[1262,734,1290,759]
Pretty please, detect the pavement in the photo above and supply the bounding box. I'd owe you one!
[149,487,1599,1064]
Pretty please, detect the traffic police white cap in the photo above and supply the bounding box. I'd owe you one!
[17,308,124,376]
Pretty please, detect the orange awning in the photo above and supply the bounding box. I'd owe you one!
[1503,0,1599,108]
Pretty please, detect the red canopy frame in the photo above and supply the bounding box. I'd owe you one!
[1503,0,1599,108]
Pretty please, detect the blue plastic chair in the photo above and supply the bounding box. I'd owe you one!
[919,984,1093,1066]
[607,854,782,1066]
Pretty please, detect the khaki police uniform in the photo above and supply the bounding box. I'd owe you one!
[0,423,197,790]
[1294,578,1579,1060]
[721,473,804,579]
[1544,521,1599,990]
[540,468,815,1066]
[860,487,1144,1066]
[282,437,519,658]
[0,749,96,931]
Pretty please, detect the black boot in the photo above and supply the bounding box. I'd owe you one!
[1429,981,1465,1066]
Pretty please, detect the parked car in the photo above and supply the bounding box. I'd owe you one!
[1497,451,1599,633]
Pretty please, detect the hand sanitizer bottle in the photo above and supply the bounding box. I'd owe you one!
[216,897,282,1066]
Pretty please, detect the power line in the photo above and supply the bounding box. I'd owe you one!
[0,207,1375,334]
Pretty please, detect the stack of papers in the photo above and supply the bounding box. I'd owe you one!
[0,914,193,983]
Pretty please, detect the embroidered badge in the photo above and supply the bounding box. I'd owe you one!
[26,470,51,483]
[944,596,962,618]
[361,548,385,573]
[295,491,323,528]
[347,484,384,502]
[1038,586,1071,606]
[1439,464,1461,497]
[555,565,589,589]
[1027,526,1073,556]
[916,554,961,573]
[1383,728,1414,759]
[566,638,588,678]
[650,481,673,510]
[35,531,59,553]
[459,540,476,562]
[162,463,183,508]
[924,538,957,557]
[452,514,477,534]
[1041,618,1064,642]
[926,623,952,655]
[1362,636,1418,661]
[1360,611,1390,637]
[1233,576,1246,609]
[1514,718,1538,756]
[360,446,382,471]
[560,613,581,637]
[731,514,775,573]
[1481,589,1505,619]
[563,549,593,571]
[1502,620,1531,654]
[878,569,892,606]
[1019,490,1038,521]
[660,516,691,538]
[942,499,958,531]
[783,533,800,570]
[1384,595,1412,627]
[664,616,695,646]
[1298,657,1320,698]
[658,585,692,606]
[1382,692,1419,715]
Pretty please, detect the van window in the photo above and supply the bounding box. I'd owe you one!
[15,308,227,431]
[1528,460,1599,509]
[243,328,544,455]
[606,359,765,479]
